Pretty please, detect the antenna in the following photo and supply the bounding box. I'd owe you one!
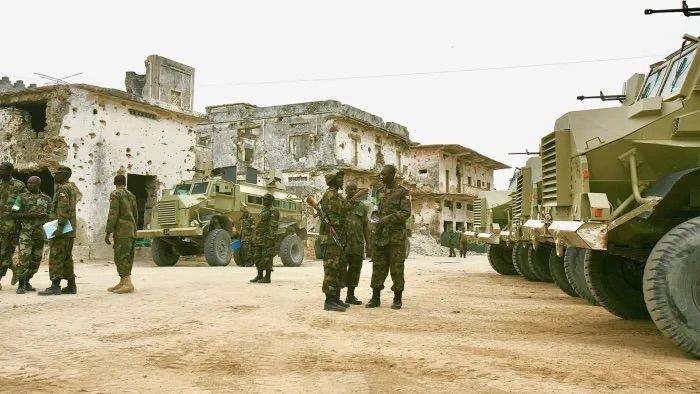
[33,72,83,86]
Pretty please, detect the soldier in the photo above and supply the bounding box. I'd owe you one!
[12,176,51,294]
[319,170,349,312]
[238,203,255,267]
[366,164,411,310]
[39,165,77,296]
[342,182,371,305]
[104,174,139,294]
[249,193,278,283]
[0,162,26,289]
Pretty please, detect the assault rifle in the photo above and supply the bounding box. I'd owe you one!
[306,195,345,249]
[577,91,626,103]
[645,1,700,16]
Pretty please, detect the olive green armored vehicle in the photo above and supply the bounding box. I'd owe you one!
[137,171,306,268]
[468,190,515,275]
[522,34,700,356]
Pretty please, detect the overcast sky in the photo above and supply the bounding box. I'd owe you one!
[3,0,697,188]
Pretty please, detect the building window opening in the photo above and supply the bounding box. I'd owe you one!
[456,202,462,209]
[170,90,182,108]
[10,101,48,137]
[127,174,158,230]
[444,200,453,209]
[443,221,454,232]
[456,222,464,231]
[289,135,310,160]
[487,182,491,190]
[244,146,254,163]
[468,176,472,186]
[445,170,450,192]
[477,179,482,188]
[14,168,54,197]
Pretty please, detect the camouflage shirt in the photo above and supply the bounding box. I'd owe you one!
[106,187,139,238]
[253,206,279,245]
[319,189,348,246]
[343,200,368,255]
[52,182,77,238]
[17,191,52,238]
[0,178,26,233]
[374,184,411,246]
[239,212,255,240]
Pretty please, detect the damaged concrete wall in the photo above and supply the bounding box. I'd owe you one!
[0,77,37,93]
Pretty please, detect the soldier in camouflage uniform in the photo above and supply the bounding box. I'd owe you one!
[366,164,411,310]
[105,174,139,294]
[12,176,51,294]
[238,203,255,267]
[319,170,349,312]
[39,165,78,296]
[0,162,26,289]
[249,193,279,283]
[342,182,371,305]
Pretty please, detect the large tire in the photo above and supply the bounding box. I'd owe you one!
[549,248,579,297]
[279,234,304,267]
[151,238,180,267]
[584,250,649,320]
[644,217,700,358]
[527,245,554,282]
[487,244,518,275]
[512,243,540,281]
[204,229,232,267]
[564,247,598,305]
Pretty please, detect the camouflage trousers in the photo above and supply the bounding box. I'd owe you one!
[342,253,363,288]
[370,243,406,292]
[14,231,44,280]
[253,243,274,271]
[49,238,75,281]
[322,245,343,295]
[0,231,18,277]
[113,237,135,278]
[240,238,253,266]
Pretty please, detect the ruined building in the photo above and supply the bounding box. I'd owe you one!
[407,144,509,237]
[0,56,204,259]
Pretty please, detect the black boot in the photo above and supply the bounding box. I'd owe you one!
[15,278,26,294]
[38,279,62,296]
[365,288,381,308]
[336,290,350,307]
[259,270,271,283]
[61,278,77,294]
[345,287,362,305]
[250,270,263,283]
[391,291,403,310]
[324,294,346,312]
[25,276,36,292]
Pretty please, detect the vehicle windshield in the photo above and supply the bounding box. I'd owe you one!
[660,48,696,98]
[640,66,667,99]
[191,182,209,195]
[173,184,191,195]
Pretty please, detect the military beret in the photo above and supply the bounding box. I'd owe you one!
[55,165,72,174]
[263,193,275,200]
[324,170,345,185]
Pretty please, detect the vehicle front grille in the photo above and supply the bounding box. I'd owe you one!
[512,172,524,221]
[541,132,558,206]
[157,200,178,226]
[473,198,482,230]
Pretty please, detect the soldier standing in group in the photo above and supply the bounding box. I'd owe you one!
[39,165,77,296]
[319,170,349,312]
[366,164,411,310]
[342,182,371,305]
[0,162,26,289]
[12,176,51,294]
[249,193,278,283]
[238,203,255,267]
[105,174,139,294]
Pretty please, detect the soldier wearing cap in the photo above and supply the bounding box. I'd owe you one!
[238,202,255,267]
[249,193,279,283]
[319,170,349,311]
[0,161,26,289]
[39,165,78,296]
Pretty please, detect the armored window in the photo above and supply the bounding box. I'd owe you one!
[191,182,209,195]
[640,66,667,99]
[660,48,696,98]
[174,184,191,195]
[247,195,263,205]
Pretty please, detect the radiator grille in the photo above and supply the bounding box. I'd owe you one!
[512,173,524,221]
[157,200,178,226]
[541,133,558,206]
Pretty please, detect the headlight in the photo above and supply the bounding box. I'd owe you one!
[146,224,151,230]
[190,220,199,227]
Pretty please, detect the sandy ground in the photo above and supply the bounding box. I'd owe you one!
[0,253,698,393]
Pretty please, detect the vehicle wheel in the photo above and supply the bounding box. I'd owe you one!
[584,250,649,320]
[512,243,539,281]
[549,248,578,298]
[279,234,304,267]
[151,238,180,267]
[528,245,554,282]
[487,244,517,275]
[564,247,598,305]
[204,229,232,267]
[314,238,324,260]
[644,217,700,358]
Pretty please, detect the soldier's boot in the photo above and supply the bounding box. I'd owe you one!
[10,270,17,285]
[25,275,36,291]
[324,294,346,312]
[345,287,362,305]
[391,291,403,310]
[15,278,26,294]
[259,270,271,283]
[335,290,350,308]
[38,280,61,296]
[113,275,134,294]
[365,288,381,308]
[249,270,263,283]
[108,277,125,292]
[61,278,77,295]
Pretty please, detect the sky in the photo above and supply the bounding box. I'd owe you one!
[3,0,698,188]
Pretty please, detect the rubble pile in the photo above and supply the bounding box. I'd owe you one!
[410,233,450,256]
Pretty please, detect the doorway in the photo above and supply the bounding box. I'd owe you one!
[14,168,55,197]
[443,220,454,233]
[127,174,158,230]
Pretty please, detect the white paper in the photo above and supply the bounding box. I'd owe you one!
[43,220,73,239]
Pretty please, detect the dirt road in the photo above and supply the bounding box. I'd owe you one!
[0,254,698,393]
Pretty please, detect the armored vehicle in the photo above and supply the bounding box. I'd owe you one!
[469,190,516,275]
[137,172,306,268]
[522,34,700,356]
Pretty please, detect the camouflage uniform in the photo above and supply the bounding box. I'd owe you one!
[0,178,26,279]
[49,182,77,281]
[14,191,51,280]
[320,188,347,296]
[106,187,139,277]
[239,210,255,266]
[343,200,368,289]
[370,184,411,292]
[252,204,279,272]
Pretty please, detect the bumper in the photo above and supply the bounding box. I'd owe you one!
[137,227,204,238]
[547,221,607,250]
[478,232,501,245]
